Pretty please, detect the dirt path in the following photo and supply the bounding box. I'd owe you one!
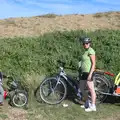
[0,101,28,120]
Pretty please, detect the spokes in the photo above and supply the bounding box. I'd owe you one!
[41,80,65,101]
[13,93,27,107]
[94,77,109,103]
[95,79,108,93]
[40,78,67,104]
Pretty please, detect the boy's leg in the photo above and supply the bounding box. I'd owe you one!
[0,85,4,103]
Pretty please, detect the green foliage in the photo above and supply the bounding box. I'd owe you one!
[0,30,120,91]
[0,114,8,119]
[93,12,112,18]
[93,13,103,18]
[37,13,58,18]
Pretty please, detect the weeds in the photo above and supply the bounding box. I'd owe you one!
[36,14,58,18]
[0,30,119,93]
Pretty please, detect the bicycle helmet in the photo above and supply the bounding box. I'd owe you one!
[81,37,91,44]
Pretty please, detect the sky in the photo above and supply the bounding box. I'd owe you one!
[0,0,120,19]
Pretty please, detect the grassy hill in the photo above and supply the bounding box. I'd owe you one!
[0,12,120,120]
[0,12,120,37]
[0,30,120,91]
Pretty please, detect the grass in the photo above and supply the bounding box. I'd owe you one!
[0,29,119,93]
[26,98,120,120]
[0,29,120,119]
[26,87,120,120]
[93,12,113,18]
[1,97,120,120]
[93,13,103,18]
[1,19,16,27]
[0,114,8,120]
[36,14,58,18]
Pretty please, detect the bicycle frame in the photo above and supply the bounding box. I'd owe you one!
[56,65,79,95]
[3,80,19,99]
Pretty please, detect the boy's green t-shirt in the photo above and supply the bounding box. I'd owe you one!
[81,47,95,73]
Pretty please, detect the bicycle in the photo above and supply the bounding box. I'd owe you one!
[39,60,83,105]
[39,60,120,104]
[1,73,28,107]
[93,70,120,103]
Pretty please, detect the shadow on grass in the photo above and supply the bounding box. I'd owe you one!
[104,95,120,104]
[66,87,120,106]
[34,85,44,103]
[34,82,120,108]
[34,83,83,105]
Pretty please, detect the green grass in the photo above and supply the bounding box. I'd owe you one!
[1,97,120,120]
[37,13,58,18]
[26,88,120,120]
[0,29,120,119]
[0,29,120,92]
[27,89,120,120]
[27,99,120,120]
[0,114,8,120]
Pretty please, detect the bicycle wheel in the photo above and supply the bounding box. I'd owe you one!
[93,75,109,103]
[11,90,28,107]
[40,77,67,105]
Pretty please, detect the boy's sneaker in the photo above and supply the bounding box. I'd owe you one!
[85,106,96,112]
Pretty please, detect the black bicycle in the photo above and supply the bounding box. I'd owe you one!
[39,60,110,105]
[39,60,85,105]
[1,73,28,107]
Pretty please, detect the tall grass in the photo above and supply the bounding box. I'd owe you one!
[0,30,120,92]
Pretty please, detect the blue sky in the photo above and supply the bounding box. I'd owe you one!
[0,0,120,19]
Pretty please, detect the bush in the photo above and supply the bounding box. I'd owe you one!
[0,30,119,91]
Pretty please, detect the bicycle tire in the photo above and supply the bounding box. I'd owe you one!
[40,77,67,105]
[93,74,109,103]
[11,90,28,107]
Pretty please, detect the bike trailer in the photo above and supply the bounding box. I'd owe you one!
[114,72,120,94]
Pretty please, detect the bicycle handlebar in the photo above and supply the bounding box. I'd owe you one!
[0,72,15,81]
[57,60,66,67]
[57,60,77,71]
